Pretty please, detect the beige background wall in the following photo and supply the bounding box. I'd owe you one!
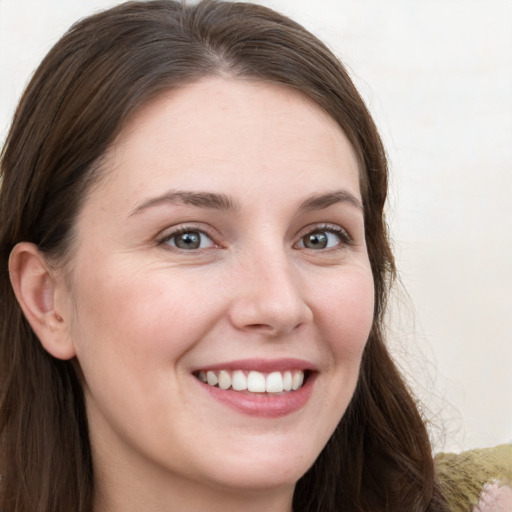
[1,0,511,453]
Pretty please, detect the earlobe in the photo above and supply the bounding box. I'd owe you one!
[8,242,76,360]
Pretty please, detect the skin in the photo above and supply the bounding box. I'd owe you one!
[11,78,375,512]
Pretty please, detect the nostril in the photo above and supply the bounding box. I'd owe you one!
[247,323,271,330]
[244,317,309,334]
[227,267,312,335]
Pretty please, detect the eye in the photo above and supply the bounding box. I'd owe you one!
[296,226,350,250]
[161,229,215,250]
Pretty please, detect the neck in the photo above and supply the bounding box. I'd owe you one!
[94,476,294,512]
[92,449,295,512]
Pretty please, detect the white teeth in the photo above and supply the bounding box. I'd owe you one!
[292,370,304,390]
[283,371,292,391]
[266,371,284,393]
[247,371,266,392]
[218,370,231,390]
[231,370,248,391]
[198,369,306,393]
[206,371,218,386]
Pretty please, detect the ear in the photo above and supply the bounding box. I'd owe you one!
[8,242,76,360]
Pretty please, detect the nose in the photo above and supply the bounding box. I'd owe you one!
[228,247,313,337]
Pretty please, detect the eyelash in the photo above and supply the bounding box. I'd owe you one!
[294,223,352,251]
[158,223,352,252]
[158,225,217,251]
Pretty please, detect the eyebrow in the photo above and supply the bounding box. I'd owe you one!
[129,190,240,217]
[298,190,363,212]
[129,188,363,217]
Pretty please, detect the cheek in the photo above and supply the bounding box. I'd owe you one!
[301,267,374,441]
[66,264,223,446]
[311,267,375,356]
[68,263,219,381]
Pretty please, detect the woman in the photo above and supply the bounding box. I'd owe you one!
[0,1,448,511]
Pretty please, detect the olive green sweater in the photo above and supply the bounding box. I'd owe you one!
[436,444,512,512]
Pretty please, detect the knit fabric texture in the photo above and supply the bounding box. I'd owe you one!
[435,444,512,512]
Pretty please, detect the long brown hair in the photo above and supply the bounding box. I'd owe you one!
[0,1,447,510]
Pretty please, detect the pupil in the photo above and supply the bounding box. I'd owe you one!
[176,232,200,249]
[305,232,327,249]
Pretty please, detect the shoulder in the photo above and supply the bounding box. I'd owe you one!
[435,444,512,512]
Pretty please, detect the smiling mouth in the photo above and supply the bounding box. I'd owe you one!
[193,369,308,393]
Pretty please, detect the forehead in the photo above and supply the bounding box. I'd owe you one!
[93,77,361,211]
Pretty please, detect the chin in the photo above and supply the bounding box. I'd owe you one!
[205,463,307,493]
[196,435,321,492]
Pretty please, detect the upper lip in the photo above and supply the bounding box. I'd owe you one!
[192,358,317,373]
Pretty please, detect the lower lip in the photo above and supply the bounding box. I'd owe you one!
[196,374,315,418]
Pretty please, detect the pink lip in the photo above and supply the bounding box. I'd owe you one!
[193,358,316,373]
[192,359,317,418]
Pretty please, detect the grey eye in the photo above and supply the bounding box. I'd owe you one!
[299,230,341,250]
[165,231,214,250]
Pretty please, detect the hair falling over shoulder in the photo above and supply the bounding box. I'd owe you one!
[0,1,447,510]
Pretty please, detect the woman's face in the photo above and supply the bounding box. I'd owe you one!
[60,78,374,500]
